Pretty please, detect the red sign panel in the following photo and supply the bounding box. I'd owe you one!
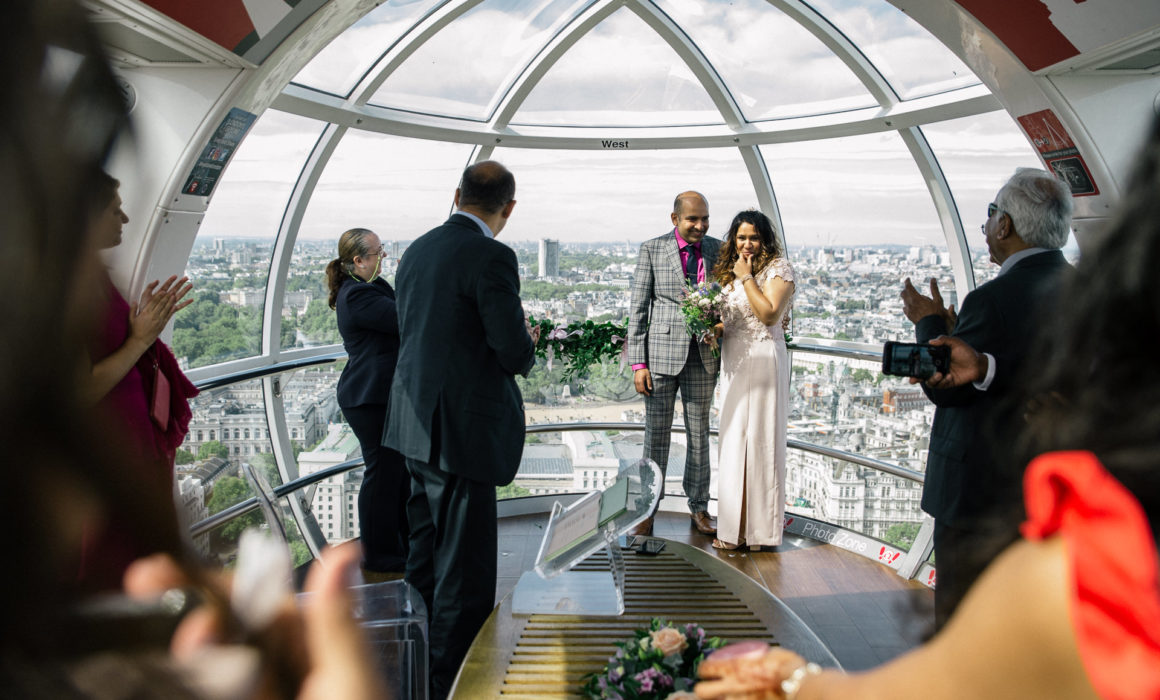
[1017,109,1100,197]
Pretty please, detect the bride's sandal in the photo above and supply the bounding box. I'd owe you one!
[712,539,741,550]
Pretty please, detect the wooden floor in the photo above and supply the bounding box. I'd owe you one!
[496,511,934,671]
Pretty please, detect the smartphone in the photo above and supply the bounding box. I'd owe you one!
[637,538,666,556]
[881,341,950,380]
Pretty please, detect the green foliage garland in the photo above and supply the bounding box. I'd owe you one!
[529,316,629,382]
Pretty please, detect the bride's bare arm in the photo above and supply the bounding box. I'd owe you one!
[741,275,793,327]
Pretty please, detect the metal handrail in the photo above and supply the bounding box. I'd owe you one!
[787,339,883,362]
[189,456,364,536]
[189,340,883,391]
[192,423,921,536]
[191,351,345,391]
[527,422,923,483]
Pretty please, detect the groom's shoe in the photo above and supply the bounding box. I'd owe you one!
[629,516,654,537]
[691,511,717,535]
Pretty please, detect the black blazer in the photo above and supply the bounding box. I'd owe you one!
[916,250,1071,526]
[335,276,399,410]
[384,215,536,487]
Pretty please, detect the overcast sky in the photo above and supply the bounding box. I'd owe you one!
[198,0,1044,254]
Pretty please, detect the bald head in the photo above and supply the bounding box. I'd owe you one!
[671,190,709,244]
[457,160,515,214]
[673,191,708,217]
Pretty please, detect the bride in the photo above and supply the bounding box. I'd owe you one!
[711,210,796,551]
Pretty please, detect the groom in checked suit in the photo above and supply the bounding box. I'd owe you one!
[384,161,537,699]
[628,191,722,537]
[900,168,1072,629]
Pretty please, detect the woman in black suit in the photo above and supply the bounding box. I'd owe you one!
[327,228,409,573]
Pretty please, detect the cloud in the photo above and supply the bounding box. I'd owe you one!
[197,0,1042,258]
[292,0,440,96]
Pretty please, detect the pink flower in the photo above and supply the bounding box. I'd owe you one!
[650,626,689,657]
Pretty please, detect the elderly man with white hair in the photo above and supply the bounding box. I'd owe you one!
[899,167,1074,629]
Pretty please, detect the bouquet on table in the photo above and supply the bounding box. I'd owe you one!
[580,618,726,699]
[680,280,724,357]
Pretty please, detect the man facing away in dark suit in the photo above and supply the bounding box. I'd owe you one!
[627,191,723,537]
[900,167,1073,628]
[383,161,538,699]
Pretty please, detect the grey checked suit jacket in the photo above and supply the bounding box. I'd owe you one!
[627,231,722,377]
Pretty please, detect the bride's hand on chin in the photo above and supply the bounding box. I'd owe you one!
[732,253,752,279]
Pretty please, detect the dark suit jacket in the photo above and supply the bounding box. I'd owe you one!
[383,214,536,487]
[916,250,1070,526]
[335,276,399,410]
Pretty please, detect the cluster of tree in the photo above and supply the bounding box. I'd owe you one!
[558,252,634,272]
[848,368,881,385]
[173,291,263,368]
[496,483,532,499]
[204,454,310,568]
[172,270,346,366]
[289,297,342,346]
[521,280,623,301]
[882,522,921,551]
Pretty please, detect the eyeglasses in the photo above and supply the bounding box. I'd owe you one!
[981,202,1006,235]
[366,247,384,258]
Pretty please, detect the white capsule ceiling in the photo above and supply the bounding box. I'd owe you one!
[265,0,1005,302]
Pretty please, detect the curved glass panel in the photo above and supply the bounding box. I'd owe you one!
[288,130,473,352]
[803,0,979,100]
[283,124,476,351]
[179,111,325,369]
[785,453,925,549]
[920,111,1046,287]
[511,8,722,126]
[760,132,950,345]
[652,0,877,121]
[177,378,288,566]
[491,145,759,242]
[368,0,593,120]
[296,129,476,244]
[789,350,930,474]
[195,490,314,570]
[291,0,443,98]
[278,365,348,550]
[281,237,340,350]
[786,349,926,546]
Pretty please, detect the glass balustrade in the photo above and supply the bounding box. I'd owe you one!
[182,343,932,576]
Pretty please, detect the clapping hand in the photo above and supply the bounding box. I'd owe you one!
[130,275,194,348]
[900,277,955,329]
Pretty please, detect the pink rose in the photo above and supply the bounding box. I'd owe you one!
[650,626,688,657]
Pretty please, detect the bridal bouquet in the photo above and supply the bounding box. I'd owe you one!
[580,618,726,699]
[680,281,724,356]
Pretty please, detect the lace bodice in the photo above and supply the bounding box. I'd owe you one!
[720,257,795,341]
